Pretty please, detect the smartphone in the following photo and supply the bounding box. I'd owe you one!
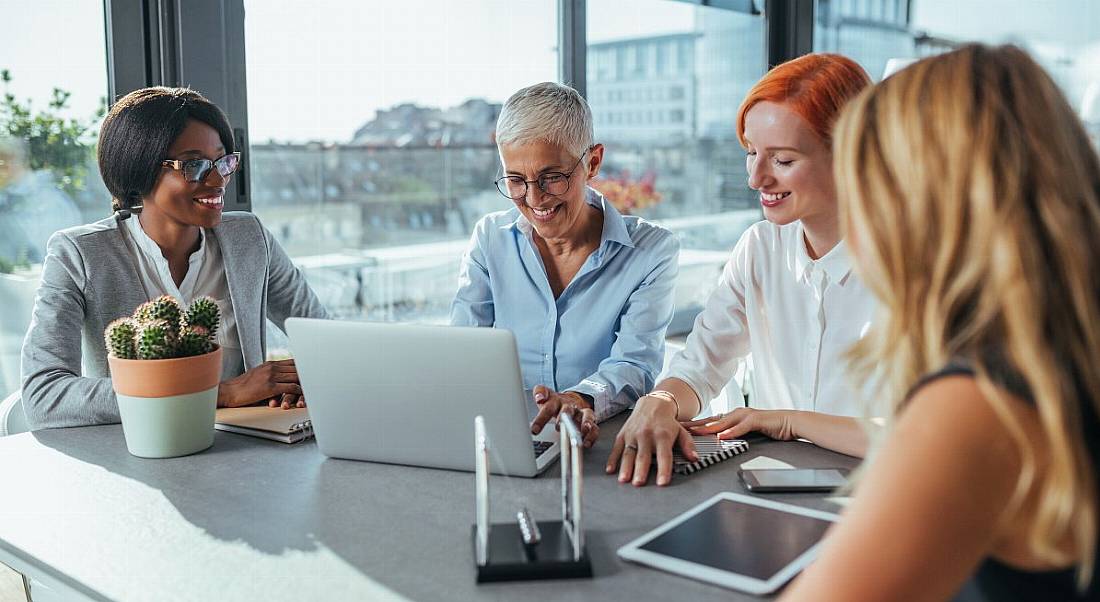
[739,468,849,493]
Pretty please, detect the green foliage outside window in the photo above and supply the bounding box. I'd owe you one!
[0,69,107,197]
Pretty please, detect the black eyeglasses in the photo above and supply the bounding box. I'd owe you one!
[494,148,592,201]
[161,152,241,183]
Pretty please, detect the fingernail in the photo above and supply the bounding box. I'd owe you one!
[657,477,668,486]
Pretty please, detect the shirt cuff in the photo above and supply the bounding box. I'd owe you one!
[568,379,614,422]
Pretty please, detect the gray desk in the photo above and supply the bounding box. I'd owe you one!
[0,415,858,601]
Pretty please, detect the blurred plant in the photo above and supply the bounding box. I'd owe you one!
[591,170,663,215]
[0,69,107,196]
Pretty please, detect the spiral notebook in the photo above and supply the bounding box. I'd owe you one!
[215,407,314,444]
[673,436,749,475]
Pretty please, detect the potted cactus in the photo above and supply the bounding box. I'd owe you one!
[105,295,222,458]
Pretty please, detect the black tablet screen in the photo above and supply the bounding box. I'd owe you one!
[638,498,834,580]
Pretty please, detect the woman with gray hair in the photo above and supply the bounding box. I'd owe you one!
[450,82,679,448]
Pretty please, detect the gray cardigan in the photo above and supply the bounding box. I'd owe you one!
[20,212,329,429]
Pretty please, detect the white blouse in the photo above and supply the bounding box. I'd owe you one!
[663,220,876,417]
[122,216,243,379]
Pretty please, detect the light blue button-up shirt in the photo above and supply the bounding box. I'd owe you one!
[450,187,679,421]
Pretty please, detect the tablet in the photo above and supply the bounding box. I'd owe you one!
[617,492,839,594]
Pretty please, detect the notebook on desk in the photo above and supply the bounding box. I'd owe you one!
[215,407,314,444]
[673,436,749,475]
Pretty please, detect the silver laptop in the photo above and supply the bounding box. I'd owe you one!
[285,318,560,477]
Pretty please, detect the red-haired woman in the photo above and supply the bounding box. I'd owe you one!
[607,54,876,486]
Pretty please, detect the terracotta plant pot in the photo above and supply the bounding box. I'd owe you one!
[108,347,222,458]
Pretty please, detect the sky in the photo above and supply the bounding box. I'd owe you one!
[242,0,695,142]
[1,0,1097,143]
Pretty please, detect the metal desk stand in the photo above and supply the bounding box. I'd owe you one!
[472,414,593,583]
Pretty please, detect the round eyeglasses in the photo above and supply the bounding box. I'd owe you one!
[161,152,241,183]
[494,148,591,201]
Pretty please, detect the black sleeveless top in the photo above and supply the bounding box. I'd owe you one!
[911,364,1100,602]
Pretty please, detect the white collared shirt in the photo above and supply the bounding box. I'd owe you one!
[122,216,243,379]
[663,220,876,417]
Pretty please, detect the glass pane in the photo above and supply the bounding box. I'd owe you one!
[245,1,558,329]
[813,0,1100,144]
[586,0,766,334]
[0,1,109,396]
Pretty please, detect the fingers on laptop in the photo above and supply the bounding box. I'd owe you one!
[268,392,303,409]
[530,389,558,435]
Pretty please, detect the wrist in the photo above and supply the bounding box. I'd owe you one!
[216,381,236,408]
[780,410,801,440]
[562,391,594,411]
[643,391,679,416]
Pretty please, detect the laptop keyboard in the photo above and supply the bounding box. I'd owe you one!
[532,440,554,458]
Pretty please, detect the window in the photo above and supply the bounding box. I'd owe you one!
[0,1,109,397]
[817,0,1100,146]
[587,0,765,334]
[814,0,1100,149]
[244,1,558,328]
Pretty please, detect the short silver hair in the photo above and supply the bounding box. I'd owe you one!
[495,82,593,157]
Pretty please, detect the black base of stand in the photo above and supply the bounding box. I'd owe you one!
[473,521,593,583]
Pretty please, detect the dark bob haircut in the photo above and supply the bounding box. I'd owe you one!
[98,87,234,212]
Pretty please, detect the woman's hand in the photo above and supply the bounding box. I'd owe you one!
[529,385,599,448]
[606,394,698,487]
[682,407,795,441]
[217,359,305,409]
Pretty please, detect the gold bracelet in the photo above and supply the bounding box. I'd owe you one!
[647,390,679,413]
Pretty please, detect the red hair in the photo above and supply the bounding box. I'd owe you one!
[736,53,871,148]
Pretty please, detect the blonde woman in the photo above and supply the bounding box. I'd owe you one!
[783,45,1099,600]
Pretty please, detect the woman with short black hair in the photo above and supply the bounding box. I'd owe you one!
[20,86,328,429]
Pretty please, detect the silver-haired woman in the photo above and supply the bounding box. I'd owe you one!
[450,82,680,447]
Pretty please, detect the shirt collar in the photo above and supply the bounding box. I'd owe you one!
[509,186,635,250]
[793,221,852,285]
[124,214,206,264]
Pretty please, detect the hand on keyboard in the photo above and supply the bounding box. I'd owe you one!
[529,385,600,448]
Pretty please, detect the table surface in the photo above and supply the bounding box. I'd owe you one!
[0,414,859,602]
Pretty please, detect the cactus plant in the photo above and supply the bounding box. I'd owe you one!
[104,318,139,359]
[106,296,220,360]
[177,325,213,357]
[135,295,183,334]
[135,319,178,360]
[182,296,220,338]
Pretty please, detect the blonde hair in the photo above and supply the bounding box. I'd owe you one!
[835,44,1100,588]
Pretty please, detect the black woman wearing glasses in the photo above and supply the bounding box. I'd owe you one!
[20,87,328,429]
[450,82,680,448]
